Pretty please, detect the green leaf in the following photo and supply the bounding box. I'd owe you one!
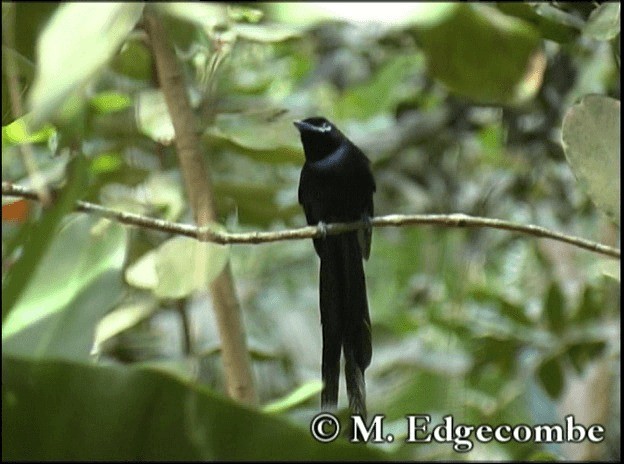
[268,3,457,28]
[28,3,144,127]
[206,112,302,163]
[537,356,564,399]
[584,2,621,41]
[544,282,565,334]
[561,95,620,225]
[90,152,124,175]
[233,23,301,43]
[110,39,153,81]
[571,285,603,323]
[530,4,584,30]
[263,380,323,413]
[156,3,228,29]
[3,214,127,339]
[526,449,561,461]
[135,89,175,145]
[2,116,56,147]
[2,155,88,323]
[566,341,606,375]
[334,54,424,121]
[496,3,578,43]
[89,91,133,114]
[2,356,384,460]
[125,235,230,299]
[93,297,159,355]
[3,270,124,361]
[415,4,541,104]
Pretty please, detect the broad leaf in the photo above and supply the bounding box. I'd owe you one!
[561,95,620,225]
[29,3,143,126]
[3,356,385,460]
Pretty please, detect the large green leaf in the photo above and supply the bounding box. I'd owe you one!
[28,3,144,127]
[125,235,230,299]
[561,95,620,225]
[2,156,88,323]
[583,2,620,41]
[205,112,303,163]
[3,214,127,338]
[2,270,124,361]
[414,4,541,104]
[2,356,385,461]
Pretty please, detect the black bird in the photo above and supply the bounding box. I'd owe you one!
[295,117,375,417]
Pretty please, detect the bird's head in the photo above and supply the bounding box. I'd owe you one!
[294,117,344,161]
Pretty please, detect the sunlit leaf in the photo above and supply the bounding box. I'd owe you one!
[156,3,228,29]
[2,116,56,147]
[561,95,620,225]
[2,156,88,323]
[263,380,323,413]
[584,2,620,41]
[135,89,175,145]
[125,250,159,290]
[268,2,457,27]
[233,23,301,42]
[29,3,144,127]
[90,152,124,175]
[3,213,127,338]
[93,297,159,354]
[126,235,230,299]
[90,91,133,114]
[3,271,124,361]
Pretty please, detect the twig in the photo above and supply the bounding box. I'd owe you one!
[2,3,51,205]
[3,182,619,259]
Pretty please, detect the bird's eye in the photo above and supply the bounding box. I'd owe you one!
[320,122,331,132]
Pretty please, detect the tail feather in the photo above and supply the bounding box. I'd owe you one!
[318,232,371,417]
[319,237,342,411]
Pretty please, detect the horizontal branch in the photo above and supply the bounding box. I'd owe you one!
[2,182,619,259]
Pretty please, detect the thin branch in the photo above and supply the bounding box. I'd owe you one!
[3,182,619,260]
[2,3,51,205]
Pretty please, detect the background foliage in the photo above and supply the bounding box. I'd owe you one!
[2,2,620,461]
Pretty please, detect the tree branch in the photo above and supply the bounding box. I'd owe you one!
[3,182,619,260]
[143,9,256,405]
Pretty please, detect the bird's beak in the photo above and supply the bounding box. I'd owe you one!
[293,120,304,131]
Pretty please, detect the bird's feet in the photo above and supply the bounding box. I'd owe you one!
[361,214,372,232]
[317,221,328,240]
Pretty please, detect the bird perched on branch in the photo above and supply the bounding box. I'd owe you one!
[295,117,375,418]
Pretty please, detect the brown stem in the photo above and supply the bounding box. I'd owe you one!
[143,8,257,404]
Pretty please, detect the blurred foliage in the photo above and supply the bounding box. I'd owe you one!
[2,2,620,461]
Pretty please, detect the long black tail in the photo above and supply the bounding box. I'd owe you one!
[318,232,372,418]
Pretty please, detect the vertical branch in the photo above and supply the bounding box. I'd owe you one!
[2,3,51,205]
[143,9,257,405]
